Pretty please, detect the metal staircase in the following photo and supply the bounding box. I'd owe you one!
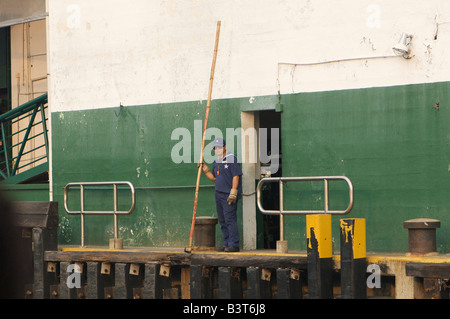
[0,93,48,184]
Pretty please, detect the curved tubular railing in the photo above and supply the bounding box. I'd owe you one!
[256,176,354,242]
[64,181,136,247]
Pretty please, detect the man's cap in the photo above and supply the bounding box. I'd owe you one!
[212,138,226,147]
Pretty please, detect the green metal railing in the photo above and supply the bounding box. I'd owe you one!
[0,93,49,183]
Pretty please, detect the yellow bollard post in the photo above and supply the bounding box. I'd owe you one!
[306,214,333,299]
[340,218,367,298]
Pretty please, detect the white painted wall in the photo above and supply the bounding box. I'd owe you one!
[47,0,450,112]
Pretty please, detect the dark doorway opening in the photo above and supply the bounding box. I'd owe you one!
[258,110,281,249]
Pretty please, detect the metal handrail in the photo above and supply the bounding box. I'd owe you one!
[0,93,49,181]
[256,176,354,242]
[64,181,136,247]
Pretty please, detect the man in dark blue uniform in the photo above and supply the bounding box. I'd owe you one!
[201,138,242,252]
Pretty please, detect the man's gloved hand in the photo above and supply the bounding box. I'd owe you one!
[227,188,238,205]
[198,162,209,174]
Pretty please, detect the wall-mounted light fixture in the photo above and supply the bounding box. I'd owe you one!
[393,33,412,58]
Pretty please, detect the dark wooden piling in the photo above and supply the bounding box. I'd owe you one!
[190,265,215,299]
[86,262,98,299]
[59,262,70,299]
[218,267,243,299]
[115,263,127,299]
[46,261,60,299]
[247,267,272,299]
[143,263,158,299]
[11,201,58,298]
[276,268,302,299]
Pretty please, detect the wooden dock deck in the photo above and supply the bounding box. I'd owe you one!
[39,246,450,299]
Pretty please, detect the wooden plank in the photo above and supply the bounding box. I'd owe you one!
[191,253,307,269]
[181,266,190,299]
[45,250,190,265]
[17,215,50,229]
[11,201,58,228]
[46,250,307,269]
[406,263,450,278]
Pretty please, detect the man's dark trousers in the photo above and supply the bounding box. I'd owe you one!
[215,191,239,248]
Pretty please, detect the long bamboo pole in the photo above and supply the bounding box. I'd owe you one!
[187,21,221,252]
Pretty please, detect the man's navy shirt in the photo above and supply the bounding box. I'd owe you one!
[212,153,243,197]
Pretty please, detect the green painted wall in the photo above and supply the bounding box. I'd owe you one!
[281,82,450,253]
[52,100,243,247]
[52,81,450,253]
[0,184,49,202]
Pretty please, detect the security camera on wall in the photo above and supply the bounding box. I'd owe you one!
[393,33,412,58]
